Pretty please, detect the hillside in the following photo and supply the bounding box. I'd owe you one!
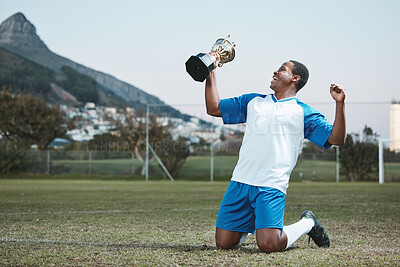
[0,12,185,117]
[0,46,133,107]
[0,46,54,96]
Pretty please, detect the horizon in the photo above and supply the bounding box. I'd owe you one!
[0,0,399,138]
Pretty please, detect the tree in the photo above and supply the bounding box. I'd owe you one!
[0,89,74,150]
[110,111,169,175]
[110,111,190,178]
[0,139,30,174]
[85,132,127,151]
[154,136,190,179]
[340,125,379,182]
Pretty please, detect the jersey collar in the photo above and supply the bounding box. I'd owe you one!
[271,94,297,103]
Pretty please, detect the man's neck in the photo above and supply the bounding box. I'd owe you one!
[274,90,297,101]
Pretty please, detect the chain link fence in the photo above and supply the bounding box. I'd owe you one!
[14,148,344,182]
[3,102,400,182]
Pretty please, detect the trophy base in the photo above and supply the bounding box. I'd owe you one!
[185,53,215,82]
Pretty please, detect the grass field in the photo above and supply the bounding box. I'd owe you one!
[1,180,399,266]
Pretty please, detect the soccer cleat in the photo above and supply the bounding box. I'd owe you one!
[301,210,330,248]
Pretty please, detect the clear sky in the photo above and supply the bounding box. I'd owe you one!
[0,0,399,137]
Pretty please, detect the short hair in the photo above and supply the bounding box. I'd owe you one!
[289,60,309,92]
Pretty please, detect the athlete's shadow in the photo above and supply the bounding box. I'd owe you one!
[125,242,291,253]
[83,241,295,253]
[2,238,295,253]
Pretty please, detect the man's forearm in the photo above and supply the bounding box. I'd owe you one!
[205,70,222,117]
[328,102,346,145]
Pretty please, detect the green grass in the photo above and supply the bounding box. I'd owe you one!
[52,159,139,175]
[1,180,399,265]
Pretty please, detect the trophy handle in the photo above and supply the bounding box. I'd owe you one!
[211,35,235,68]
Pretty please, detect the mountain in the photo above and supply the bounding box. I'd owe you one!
[0,46,136,107]
[0,13,171,109]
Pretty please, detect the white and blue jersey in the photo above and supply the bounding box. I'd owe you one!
[219,93,333,194]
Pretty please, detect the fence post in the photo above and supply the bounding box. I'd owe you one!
[131,151,135,176]
[210,139,214,182]
[312,153,316,180]
[379,139,384,184]
[145,104,149,182]
[47,150,50,174]
[336,146,340,183]
[89,151,92,175]
[219,150,223,176]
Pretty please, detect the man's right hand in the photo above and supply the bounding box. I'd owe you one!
[209,51,221,69]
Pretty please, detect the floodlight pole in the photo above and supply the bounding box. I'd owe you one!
[145,104,149,182]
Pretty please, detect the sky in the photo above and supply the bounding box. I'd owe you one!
[0,0,399,138]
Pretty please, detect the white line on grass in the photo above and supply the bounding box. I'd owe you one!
[1,207,217,216]
[0,237,213,250]
[1,210,124,216]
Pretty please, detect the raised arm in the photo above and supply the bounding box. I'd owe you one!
[327,83,346,146]
[205,52,222,117]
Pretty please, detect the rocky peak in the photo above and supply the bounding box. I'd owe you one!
[0,12,47,49]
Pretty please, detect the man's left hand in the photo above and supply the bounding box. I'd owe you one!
[330,84,346,103]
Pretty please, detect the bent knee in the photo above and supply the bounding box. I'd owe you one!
[215,228,241,249]
[257,240,283,253]
[216,239,238,249]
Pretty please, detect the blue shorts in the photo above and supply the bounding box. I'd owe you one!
[216,181,286,233]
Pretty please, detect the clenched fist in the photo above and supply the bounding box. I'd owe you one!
[330,84,346,103]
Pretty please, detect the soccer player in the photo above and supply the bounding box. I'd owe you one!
[205,55,346,253]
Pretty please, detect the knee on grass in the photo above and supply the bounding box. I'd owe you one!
[257,239,284,253]
[215,238,239,249]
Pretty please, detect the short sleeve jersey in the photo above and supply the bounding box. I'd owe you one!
[219,93,333,194]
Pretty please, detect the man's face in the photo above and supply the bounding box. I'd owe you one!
[269,61,295,92]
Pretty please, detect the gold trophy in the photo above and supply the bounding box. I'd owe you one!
[185,35,236,82]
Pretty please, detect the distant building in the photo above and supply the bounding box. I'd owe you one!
[105,107,117,115]
[390,104,400,152]
[49,138,71,149]
[85,102,96,110]
[126,107,134,114]
[190,129,220,143]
